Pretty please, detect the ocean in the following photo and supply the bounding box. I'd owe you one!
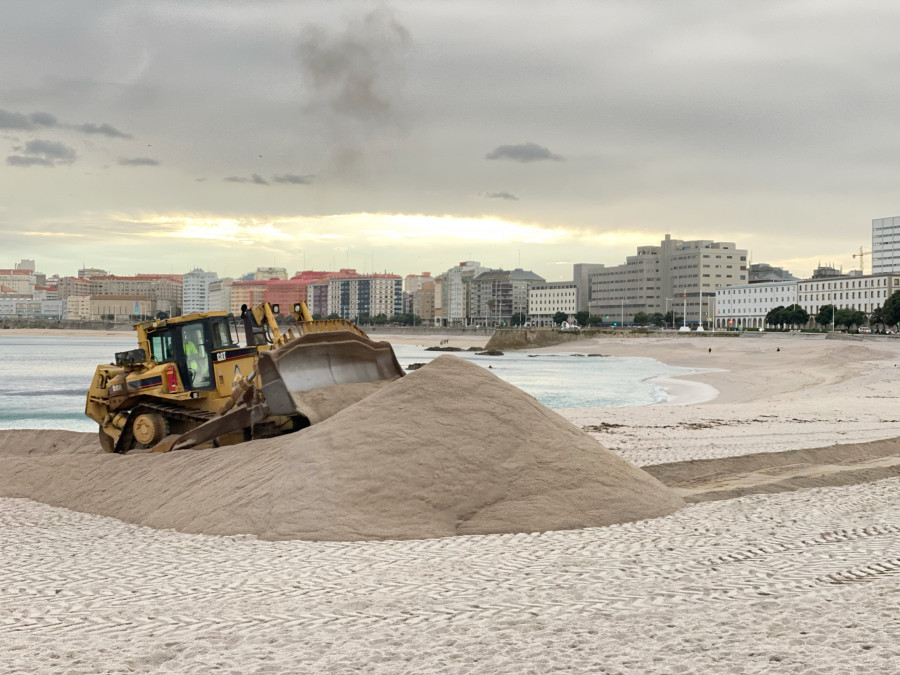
[0,335,693,433]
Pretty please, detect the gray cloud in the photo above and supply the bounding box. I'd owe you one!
[77,122,131,138]
[295,7,410,126]
[224,173,269,185]
[118,157,159,166]
[486,143,564,163]
[7,155,53,167]
[272,173,313,185]
[0,108,129,139]
[0,109,58,130]
[484,191,519,201]
[6,139,77,167]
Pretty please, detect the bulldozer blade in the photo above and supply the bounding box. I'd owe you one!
[257,331,403,418]
[149,403,261,453]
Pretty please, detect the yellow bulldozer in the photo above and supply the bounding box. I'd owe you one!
[85,302,403,453]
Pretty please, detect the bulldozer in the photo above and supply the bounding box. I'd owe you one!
[85,301,404,453]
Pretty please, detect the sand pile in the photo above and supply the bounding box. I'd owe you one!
[0,355,684,540]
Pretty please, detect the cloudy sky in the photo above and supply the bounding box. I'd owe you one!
[3,1,900,281]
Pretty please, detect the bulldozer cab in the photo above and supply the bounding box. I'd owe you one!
[146,316,240,391]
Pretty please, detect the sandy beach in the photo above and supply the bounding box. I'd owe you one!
[2,332,899,673]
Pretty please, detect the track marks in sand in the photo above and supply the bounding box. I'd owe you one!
[2,478,899,673]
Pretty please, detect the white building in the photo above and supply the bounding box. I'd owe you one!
[435,261,486,326]
[182,268,218,315]
[715,281,799,329]
[208,278,233,313]
[798,273,900,317]
[716,273,900,329]
[872,216,900,274]
[529,281,579,326]
[588,235,747,325]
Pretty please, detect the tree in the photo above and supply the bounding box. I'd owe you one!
[785,304,810,328]
[815,304,836,329]
[575,310,589,326]
[633,311,650,326]
[510,312,527,326]
[882,291,900,326]
[766,305,787,329]
[553,311,568,325]
[312,313,323,320]
[649,312,666,327]
[155,311,169,320]
[587,315,605,326]
[835,308,866,330]
[871,306,885,331]
[663,310,674,327]
[326,313,340,320]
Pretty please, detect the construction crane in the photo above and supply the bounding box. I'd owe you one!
[853,246,871,274]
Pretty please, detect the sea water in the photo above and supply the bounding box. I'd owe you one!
[0,335,694,433]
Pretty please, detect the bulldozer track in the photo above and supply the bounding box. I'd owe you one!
[114,402,216,453]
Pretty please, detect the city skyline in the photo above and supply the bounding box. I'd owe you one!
[3,2,900,280]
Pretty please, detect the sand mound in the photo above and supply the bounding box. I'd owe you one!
[0,356,684,541]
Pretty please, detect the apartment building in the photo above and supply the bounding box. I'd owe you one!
[182,268,218,315]
[434,261,486,326]
[0,268,36,295]
[469,268,545,326]
[588,235,747,324]
[229,280,267,315]
[872,216,900,274]
[326,274,402,320]
[412,280,436,322]
[529,281,579,326]
[208,278,234,313]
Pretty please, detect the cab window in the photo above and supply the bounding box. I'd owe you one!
[211,319,235,349]
[182,323,211,389]
[149,332,174,362]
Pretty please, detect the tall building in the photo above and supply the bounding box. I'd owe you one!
[208,278,234,313]
[182,268,218,315]
[435,261,486,326]
[872,216,900,274]
[573,263,605,312]
[469,268,545,326]
[412,280,436,322]
[587,235,747,325]
[326,274,402,320]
